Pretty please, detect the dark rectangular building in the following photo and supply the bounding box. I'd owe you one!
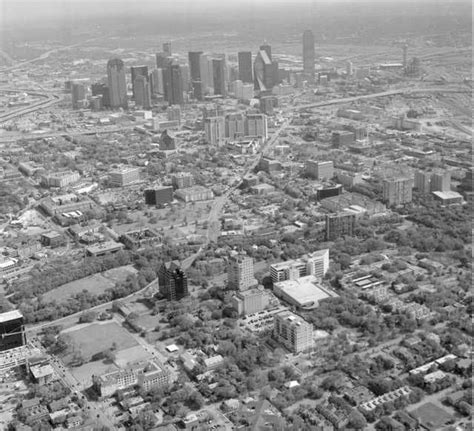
[238,51,253,83]
[0,310,26,352]
[144,186,174,206]
[325,212,356,241]
[164,64,184,105]
[212,58,226,96]
[158,261,189,301]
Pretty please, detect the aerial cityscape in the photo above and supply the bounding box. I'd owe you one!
[0,0,472,430]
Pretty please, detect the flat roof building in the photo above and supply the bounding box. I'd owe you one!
[273,275,338,310]
[273,310,313,353]
[0,310,26,352]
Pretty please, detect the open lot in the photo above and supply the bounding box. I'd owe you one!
[42,265,137,302]
[410,402,454,429]
[63,321,138,361]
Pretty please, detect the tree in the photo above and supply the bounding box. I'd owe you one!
[347,410,367,429]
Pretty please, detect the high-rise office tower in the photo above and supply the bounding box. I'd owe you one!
[134,75,151,109]
[212,58,227,96]
[151,69,164,95]
[204,116,225,146]
[238,51,253,83]
[163,42,172,57]
[71,82,86,109]
[382,178,413,206]
[181,64,191,91]
[156,52,173,69]
[227,254,257,291]
[199,54,212,95]
[164,64,184,105]
[254,50,273,92]
[188,51,203,82]
[302,30,315,79]
[91,82,110,107]
[107,58,128,109]
[130,65,149,100]
[260,43,272,61]
[158,261,189,301]
[0,310,26,352]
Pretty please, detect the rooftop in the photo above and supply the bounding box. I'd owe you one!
[0,309,23,323]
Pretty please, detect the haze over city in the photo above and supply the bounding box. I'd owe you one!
[0,0,471,430]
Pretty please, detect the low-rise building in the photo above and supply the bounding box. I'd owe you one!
[175,186,213,202]
[109,166,141,187]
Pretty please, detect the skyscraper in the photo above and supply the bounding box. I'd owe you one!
[259,43,272,61]
[71,82,86,109]
[91,82,110,108]
[164,64,184,105]
[254,50,273,92]
[107,58,127,109]
[188,51,203,82]
[134,75,151,109]
[162,42,172,57]
[199,54,212,95]
[238,51,253,83]
[302,30,315,79]
[227,254,257,291]
[212,58,226,96]
[150,68,164,95]
[158,261,189,301]
[156,52,171,69]
[130,65,149,100]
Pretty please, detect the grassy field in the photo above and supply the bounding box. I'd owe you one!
[64,322,138,360]
[42,265,137,302]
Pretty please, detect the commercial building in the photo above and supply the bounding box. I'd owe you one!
[93,361,171,397]
[227,254,257,291]
[91,82,110,108]
[39,194,94,218]
[432,191,463,205]
[150,68,164,95]
[85,241,125,257]
[204,116,225,146]
[212,58,227,96]
[332,130,355,147]
[225,113,245,140]
[382,177,413,206]
[246,113,268,140]
[41,170,80,188]
[430,170,451,192]
[232,80,254,100]
[302,30,315,80]
[238,51,253,83]
[109,166,141,187]
[172,172,194,189]
[164,64,184,105]
[174,186,213,202]
[188,51,203,100]
[325,212,356,241]
[273,310,313,353]
[133,75,151,109]
[259,157,281,173]
[158,130,176,151]
[414,171,431,193]
[71,82,86,109]
[273,275,338,310]
[107,58,128,109]
[305,160,334,180]
[158,261,189,301]
[0,310,26,352]
[232,288,269,316]
[130,65,149,100]
[270,249,329,283]
[144,186,173,206]
[254,49,274,92]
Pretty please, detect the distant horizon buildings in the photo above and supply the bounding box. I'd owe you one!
[302,30,315,80]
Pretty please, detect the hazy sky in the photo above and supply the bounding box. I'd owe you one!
[1,0,471,26]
